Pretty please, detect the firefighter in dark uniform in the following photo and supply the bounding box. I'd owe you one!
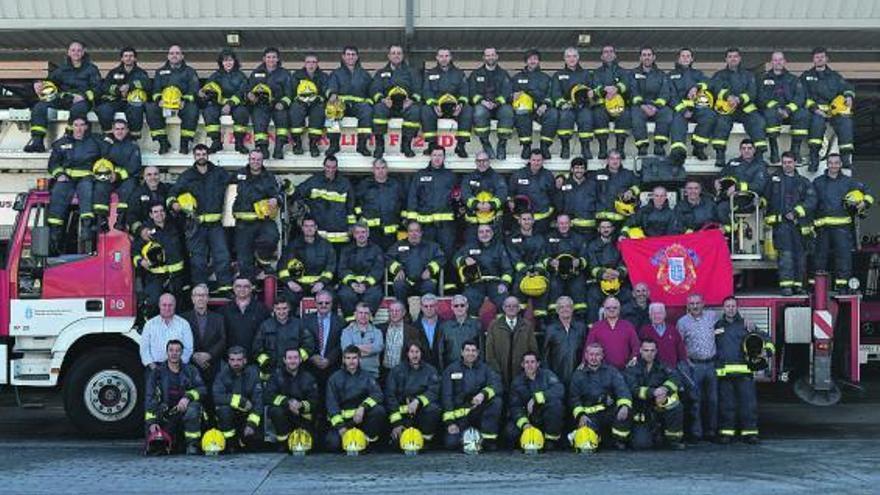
[266,347,321,449]
[294,155,356,248]
[622,186,681,238]
[386,342,443,446]
[278,216,337,311]
[624,339,685,450]
[586,220,629,324]
[801,47,856,171]
[386,221,446,302]
[569,342,633,450]
[231,151,281,280]
[454,224,513,317]
[715,139,769,228]
[95,46,150,139]
[25,41,101,153]
[812,154,873,293]
[213,346,264,452]
[47,116,101,254]
[668,48,715,164]
[441,341,504,451]
[325,346,387,451]
[253,298,315,381]
[145,45,200,155]
[507,150,558,234]
[506,352,565,449]
[337,222,386,321]
[507,212,549,318]
[421,48,473,158]
[630,47,673,157]
[247,47,293,160]
[764,152,817,295]
[674,180,721,233]
[325,46,373,157]
[405,145,458,258]
[289,53,329,158]
[168,144,233,294]
[544,214,589,316]
[355,158,407,251]
[709,48,768,167]
[144,339,205,455]
[370,44,422,159]
[201,49,250,155]
[127,166,170,237]
[592,45,632,159]
[132,203,186,315]
[592,150,641,227]
[469,47,514,160]
[758,52,810,164]
[557,157,598,240]
[511,49,558,160]
[460,151,509,241]
[552,47,595,160]
[93,120,141,232]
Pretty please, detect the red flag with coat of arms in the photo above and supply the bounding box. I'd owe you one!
[619,229,733,305]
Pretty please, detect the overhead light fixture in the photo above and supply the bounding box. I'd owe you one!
[577,34,591,46]
[226,32,240,47]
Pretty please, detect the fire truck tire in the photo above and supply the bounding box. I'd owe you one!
[63,348,144,437]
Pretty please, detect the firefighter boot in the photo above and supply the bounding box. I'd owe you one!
[273,138,285,159]
[521,142,532,160]
[179,138,191,155]
[308,136,321,157]
[580,139,593,160]
[372,134,385,159]
[790,138,802,164]
[714,146,727,168]
[637,144,648,157]
[290,136,304,155]
[597,136,609,160]
[157,136,172,155]
[257,142,270,159]
[479,136,495,159]
[615,135,627,159]
[808,146,820,173]
[400,134,415,158]
[693,143,708,161]
[841,152,852,169]
[80,217,95,253]
[207,133,223,154]
[455,138,469,158]
[540,140,551,159]
[356,133,371,157]
[769,137,780,164]
[23,136,46,153]
[653,142,665,156]
[423,138,436,156]
[234,133,249,154]
[559,138,571,159]
[326,134,341,157]
[495,138,507,160]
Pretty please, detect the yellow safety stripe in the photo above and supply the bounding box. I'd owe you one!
[716,364,752,377]
[309,188,348,203]
[198,213,222,223]
[147,261,184,275]
[572,403,605,417]
[814,216,852,227]
[533,391,545,404]
[247,413,261,426]
[404,212,455,223]
[231,394,244,409]
[185,389,200,401]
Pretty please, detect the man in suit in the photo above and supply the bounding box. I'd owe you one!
[181,284,226,421]
[303,290,345,388]
[377,299,422,380]
[410,293,445,370]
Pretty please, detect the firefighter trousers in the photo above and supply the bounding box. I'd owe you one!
[774,223,806,290]
[421,105,473,143]
[592,106,631,139]
[711,109,768,152]
[289,100,326,138]
[808,114,854,155]
[187,222,233,291]
[338,283,384,320]
[392,277,438,303]
[92,178,135,220]
[372,101,421,137]
[505,399,564,446]
[202,103,250,140]
[472,103,514,139]
[392,403,442,440]
[814,225,854,288]
[557,106,594,142]
[631,106,673,147]
[149,402,203,449]
[234,220,279,280]
[216,405,261,447]
[718,374,758,438]
[514,108,558,145]
[251,104,289,146]
[49,177,94,227]
[584,406,631,446]
[422,221,456,263]
[462,280,508,316]
[325,405,387,451]
[95,101,145,135]
[145,102,199,142]
[268,405,315,442]
[630,401,684,450]
[444,397,502,450]
[548,273,588,314]
[670,107,715,154]
[30,99,91,137]
[763,107,809,146]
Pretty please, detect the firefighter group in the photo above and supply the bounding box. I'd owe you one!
[28,41,872,455]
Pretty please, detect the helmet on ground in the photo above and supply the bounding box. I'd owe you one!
[437,93,459,118]
[614,194,637,217]
[201,428,225,455]
[141,240,166,267]
[145,426,173,455]
[554,253,578,279]
[296,79,319,103]
[160,86,183,110]
[458,262,482,284]
[288,428,313,454]
[91,158,115,182]
[570,84,592,107]
[520,273,549,297]
[342,427,367,455]
[626,227,646,239]
[462,427,482,454]
[600,276,621,296]
[254,198,279,220]
[200,81,223,105]
[399,427,424,455]
[176,192,198,214]
[694,88,714,109]
[127,88,148,106]
[513,92,535,115]
[325,99,345,120]
[830,95,852,117]
[844,189,866,217]
[388,86,409,111]
[520,426,544,454]
[474,191,498,222]
[572,425,600,453]
[251,83,273,105]
[38,80,59,102]
[714,96,735,115]
[604,94,625,118]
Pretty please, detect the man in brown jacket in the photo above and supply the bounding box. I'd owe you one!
[485,296,538,387]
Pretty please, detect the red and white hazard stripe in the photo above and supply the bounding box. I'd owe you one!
[813,310,833,340]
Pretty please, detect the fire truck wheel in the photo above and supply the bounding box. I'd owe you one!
[63,348,144,437]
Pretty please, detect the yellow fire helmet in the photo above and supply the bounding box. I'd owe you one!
[38,80,59,102]
[520,426,545,454]
[296,79,319,103]
[285,258,305,279]
[570,84,592,107]
[458,262,482,284]
[251,83,273,105]
[572,425,600,453]
[474,190,498,222]
[614,195,637,217]
[399,427,424,455]
[325,99,345,120]
[201,428,226,455]
[513,92,535,115]
[91,158,115,182]
[626,227,646,239]
[126,88,148,106]
[520,273,549,297]
[141,240,166,267]
[388,85,409,106]
[160,85,183,110]
[254,198,279,220]
[342,427,368,455]
[844,189,866,216]
[714,96,735,115]
[200,81,223,104]
[288,428,313,454]
[554,253,579,279]
[437,93,459,118]
[718,176,739,194]
[604,93,626,118]
[600,276,621,296]
[694,88,714,109]
[176,192,198,214]
[830,95,852,117]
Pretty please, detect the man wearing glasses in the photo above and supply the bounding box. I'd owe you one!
[304,291,345,388]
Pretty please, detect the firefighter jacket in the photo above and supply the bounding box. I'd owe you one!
[265,367,320,421]
[460,167,508,224]
[441,359,503,423]
[468,64,512,105]
[326,366,384,428]
[252,317,316,374]
[247,63,293,106]
[131,220,184,275]
[454,238,513,285]
[709,66,758,113]
[100,135,142,183]
[720,157,769,195]
[812,172,874,226]
[592,60,631,103]
[231,167,281,221]
[511,66,553,107]
[278,236,337,285]
[542,320,587,385]
[592,167,641,217]
[674,196,720,233]
[370,61,422,103]
[205,68,249,105]
[326,62,372,102]
[585,236,627,281]
[557,176,598,229]
[509,368,565,429]
[800,65,855,109]
[624,203,681,237]
[551,64,594,108]
[422,63,469,105]
[338,241,385,288]
[295,173,356,233]
[385,361,442,424]
[568,364,632,419]
[168,161,231,221]
[291,67,329,103]
[100,62,151,102]
[508,166,557,220]
[386,239,445,282]
[764,171,817,227]
[48,54,101,103]
[623,358,682,411]
[714,314,754,377]
[221,298,271,356]
[355,176,407,235]
[144,362,206,426]
[543,230,588,273]
[506,229,546,273]
[127,182,170,235]
[631,65,672,107]
[405,164,457,224]
[152,60,199,103]
[668,63,709,111]
[47,133,103,179]
[757,69,805,112]
[212,363,264,427]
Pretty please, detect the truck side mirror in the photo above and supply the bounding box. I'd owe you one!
[31,226,50,258]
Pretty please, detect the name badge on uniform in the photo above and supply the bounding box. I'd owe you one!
[237,174,247,180]
[670,74,681,79]
[159,70,170,75]
[451,372,463,380]
[806,76,817,81]
[561,184,573,191]
[517,79,529,84]
[420,176,433,182]
[254,73,266,78]
[398,246,410,252]
[140,195,150,201]
[549,238,560,243]
[772,176,781,182]
[61,143,73,150]
[518,179,530,185]
[469,180,480,187]
[596,174,608,181]
[511,237,523,244]
[469,249,481,255]
[635,73,646,79]
[558,75,569,80]
[714,328,725,335]
[763,79,775,86]
[476,76,485,82]
[381,72,391,78]
[730,161,741,167]
[428,74,440,81]
[113,73,125,80]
